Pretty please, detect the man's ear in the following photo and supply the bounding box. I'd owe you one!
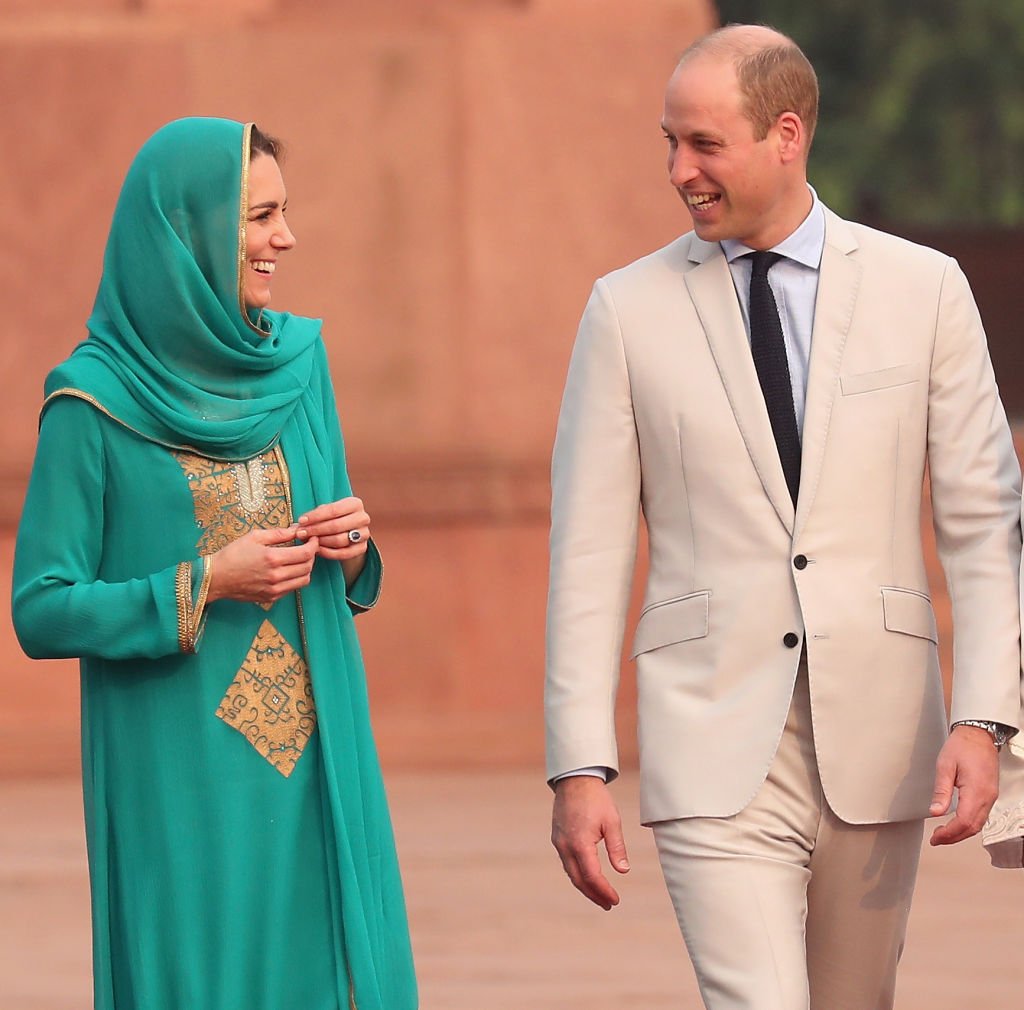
[776,111,806,165]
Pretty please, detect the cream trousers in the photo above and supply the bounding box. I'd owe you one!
[652,665,923,1010]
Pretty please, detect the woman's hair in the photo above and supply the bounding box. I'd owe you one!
[250,125,284,160]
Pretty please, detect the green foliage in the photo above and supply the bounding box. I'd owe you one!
[716,0,1024,224]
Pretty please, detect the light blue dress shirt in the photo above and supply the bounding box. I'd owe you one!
[720,189,825,435]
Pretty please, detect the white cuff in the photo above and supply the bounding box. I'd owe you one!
[551,766,610,784]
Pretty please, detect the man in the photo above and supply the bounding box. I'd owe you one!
[546,24,1022,1010]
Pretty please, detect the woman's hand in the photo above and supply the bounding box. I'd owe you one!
[207,525,319,605]
[296,497,371,589]
[296,497,370,562]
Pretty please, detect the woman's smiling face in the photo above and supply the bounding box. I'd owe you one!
[243,153,296,309]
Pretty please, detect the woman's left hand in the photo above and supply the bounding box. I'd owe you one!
[296,497,370,561]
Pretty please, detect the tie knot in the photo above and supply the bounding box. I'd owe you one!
[749,250,783,279]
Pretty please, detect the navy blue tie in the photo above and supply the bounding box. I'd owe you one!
[748,251,801,505]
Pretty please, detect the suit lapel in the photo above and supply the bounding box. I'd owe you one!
[685,238,796,533]
[794,210,861,538]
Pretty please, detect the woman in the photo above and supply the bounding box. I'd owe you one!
[12,117,417,1009]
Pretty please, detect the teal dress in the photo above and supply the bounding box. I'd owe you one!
[11,118,417,1010]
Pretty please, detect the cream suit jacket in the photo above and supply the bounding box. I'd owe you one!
[546,208,1022,826]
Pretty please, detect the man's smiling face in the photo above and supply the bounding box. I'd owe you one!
[661,53,803,251]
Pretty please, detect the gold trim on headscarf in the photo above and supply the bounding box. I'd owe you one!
[239,122,270,337]
[41,388,278,462]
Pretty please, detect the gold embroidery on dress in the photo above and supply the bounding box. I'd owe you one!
[173,446,318,774]
[215,620,316,777]
[173,450,289,555]
[175,561,192,654]
[233,457,268,515]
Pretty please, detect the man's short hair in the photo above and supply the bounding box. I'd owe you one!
[681,25,819,151]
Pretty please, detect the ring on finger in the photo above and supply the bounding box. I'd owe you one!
[347,529,363,544]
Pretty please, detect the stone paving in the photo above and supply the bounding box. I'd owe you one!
[2,770,1023,1010]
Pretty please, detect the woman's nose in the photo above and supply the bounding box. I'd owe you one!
[273,221,296,251]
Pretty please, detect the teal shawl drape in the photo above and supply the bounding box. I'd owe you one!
[45,117,416,1010]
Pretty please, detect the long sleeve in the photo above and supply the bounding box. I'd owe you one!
[545,280,642,783]
[12,397,189,660]
[315,344,383,615]
[345,538,382,614]
[926,260,1023,726]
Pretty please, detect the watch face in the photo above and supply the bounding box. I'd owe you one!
[985,727,1008,748]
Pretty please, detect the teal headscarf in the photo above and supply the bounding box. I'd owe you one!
[44,118,417,1009]
[47,116,320,459]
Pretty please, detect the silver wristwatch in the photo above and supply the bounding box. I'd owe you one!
[952,719,1012,749]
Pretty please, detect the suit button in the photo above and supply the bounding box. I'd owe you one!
[783,632,800,649]
[793,555,808,570]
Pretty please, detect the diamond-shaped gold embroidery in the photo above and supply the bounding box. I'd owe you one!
[216,620,317,777]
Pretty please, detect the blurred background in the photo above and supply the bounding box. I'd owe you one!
[3,1,1024,1006]
[8,0,1024,780]
[2,0,724,778]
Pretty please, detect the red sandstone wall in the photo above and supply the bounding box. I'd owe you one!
[1,0,717,776]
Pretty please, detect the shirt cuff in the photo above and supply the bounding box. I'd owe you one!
[551,766,610,784]
[950,720,1017,747]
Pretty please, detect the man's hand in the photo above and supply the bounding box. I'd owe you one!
[551,775,630,910]
[929,724,1000,846]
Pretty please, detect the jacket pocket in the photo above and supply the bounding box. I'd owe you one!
[881,586,938,644]
[630,590,710,659]
[840,363,921,396]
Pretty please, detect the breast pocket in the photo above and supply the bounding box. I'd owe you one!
[840,363,921,396]
[630,590,710,659]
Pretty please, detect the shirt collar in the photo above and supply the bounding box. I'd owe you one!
[721,186,825,270]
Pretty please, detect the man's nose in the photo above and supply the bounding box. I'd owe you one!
[668,151,699,188]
